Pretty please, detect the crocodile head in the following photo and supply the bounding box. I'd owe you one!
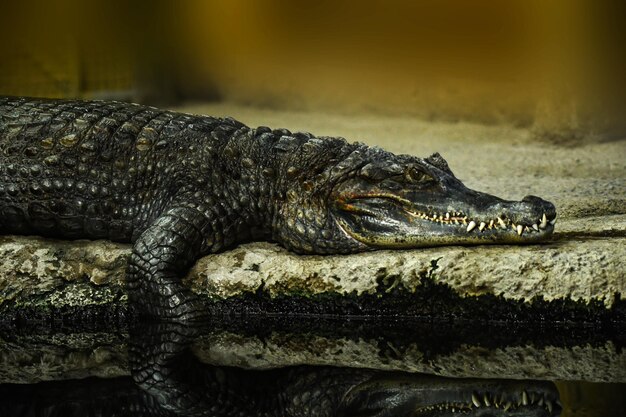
[275,144,556,253]
[338,374,562,417]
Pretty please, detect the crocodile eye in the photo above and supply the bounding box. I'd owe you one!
[405,167,432,183]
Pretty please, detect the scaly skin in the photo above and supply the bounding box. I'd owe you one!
[0,96,557,320]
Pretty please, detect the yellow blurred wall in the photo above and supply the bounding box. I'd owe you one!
[1,1,624,138]
[0,1,164,100]
[175,0,623,137]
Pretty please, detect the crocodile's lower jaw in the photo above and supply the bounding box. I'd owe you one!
[337,218,555,248]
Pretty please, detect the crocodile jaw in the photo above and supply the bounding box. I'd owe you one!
[334,194,556,248]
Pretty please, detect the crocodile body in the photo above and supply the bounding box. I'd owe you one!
[0,97,556,319]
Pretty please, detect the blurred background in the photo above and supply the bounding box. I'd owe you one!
[0,0,624,141]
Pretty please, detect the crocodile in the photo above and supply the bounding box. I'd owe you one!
[0,96,557,319]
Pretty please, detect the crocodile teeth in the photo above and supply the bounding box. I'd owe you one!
[489,219,494,228]
[539,213,548,229]
[467,221,477,232]
[471,393,481,407]
[483,394,491,407]
[504,402,512,411]
[478,222,486,231]
[497,217,507,228]
[550,217,557,226]
[532,223,539,231]
[445,212,450,220]
[522,390,529,406]
[546,400,553,414]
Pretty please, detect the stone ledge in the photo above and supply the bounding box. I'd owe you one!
[187,221,626,308]
[0,216,623,314]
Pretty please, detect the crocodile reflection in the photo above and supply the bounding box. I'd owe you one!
[128,321,562,417]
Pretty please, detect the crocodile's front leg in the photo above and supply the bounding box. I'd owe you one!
[127,205,212,320]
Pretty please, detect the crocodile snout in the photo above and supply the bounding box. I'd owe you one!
[522,195,557,221]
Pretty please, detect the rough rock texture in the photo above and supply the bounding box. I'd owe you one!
[0,235,128,311]
[187,217,626,306]
[1,216,623,313]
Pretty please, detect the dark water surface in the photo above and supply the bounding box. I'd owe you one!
[0,318,623,417]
